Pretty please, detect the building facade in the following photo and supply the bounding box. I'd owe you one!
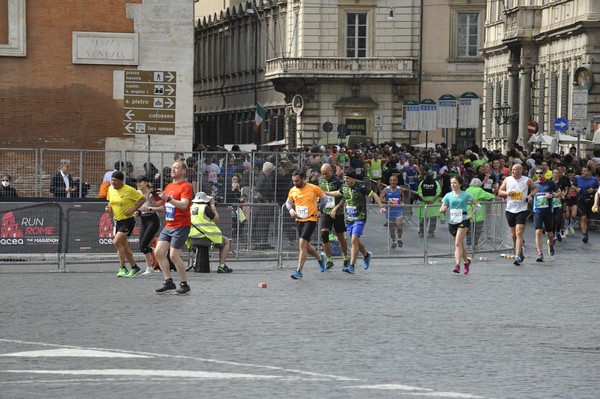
[0,0,194,153]
[482,0,600,152]
[194,0,487,149]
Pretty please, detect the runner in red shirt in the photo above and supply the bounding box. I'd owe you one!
[153,160,194,295]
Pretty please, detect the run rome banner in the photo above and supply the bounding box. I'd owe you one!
[0,203,61,254]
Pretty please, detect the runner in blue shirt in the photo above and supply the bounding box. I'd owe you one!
[532,168,559,261]
[571,166,600,243]
[440,176,479,275]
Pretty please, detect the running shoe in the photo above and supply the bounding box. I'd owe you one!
[391,241,397,249]
[116,267,128,278]
[568,226,575,235]
[175,282,191,295]
[290,270,303,279]
[513,256,522,266]
[556,233,562,242]
[343,258,350,268]
[325,260,334,270]
[155,280,177,294]
[464,258,472,275]
[318,252,327,272]
[453,265,460,274]
[536,252,544,262]
[583,234,589,243]
[548,242,555,256]
[519,246,525,262]
[125,266,141,278]
[397,239,403,248]
[217,264,233,273]
[345,264,355,274]
[363,251,373,270]
[142,267,154,276]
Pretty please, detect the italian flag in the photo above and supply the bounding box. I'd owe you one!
[253,101,267,133]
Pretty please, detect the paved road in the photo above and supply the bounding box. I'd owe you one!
[0,227,598,399]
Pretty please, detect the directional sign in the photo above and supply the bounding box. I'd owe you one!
[554,118,568,132]
[374,114,383,129]
[123,70,176,135]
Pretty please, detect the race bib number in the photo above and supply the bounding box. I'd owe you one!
[450,209,463,224]
[553,198,562,208]
[355,168,362,175]
[296,205,309,219]
[326,195,336,208]
[511,191,523,201]
[390,198,399,205]
[165,203,175,221]
[345,205,357,219]
[535,195,549,208]
[372,170,381,178]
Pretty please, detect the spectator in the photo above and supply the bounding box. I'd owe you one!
[252,161,275,250]
[144,162,161,190]
[0,174,18,198]
[50,160,76,198]
[124,161,137,188]
[187,191,233,273]
[465,177,497,251]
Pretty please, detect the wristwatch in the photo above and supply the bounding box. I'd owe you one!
[166,196,172,203]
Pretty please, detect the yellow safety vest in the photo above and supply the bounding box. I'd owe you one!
[188,204,223,244]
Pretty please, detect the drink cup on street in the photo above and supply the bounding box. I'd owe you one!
[478,257,488,261]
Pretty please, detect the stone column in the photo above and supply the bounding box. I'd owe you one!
[518,65,532,147]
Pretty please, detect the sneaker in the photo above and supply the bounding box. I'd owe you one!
[343,258,350,268]
[345,264,355,274]
[397,239,403,248]
[513,256,522,266]
[568,226,575,235]
[217,264,233,273]
[142,267,154,276]
[519,246,525,262]
[116,267,127,278]
[155,280,176,294]
[453,265,460,274]
[548,243,555,256]
[363,251,372,270]
[556,233,563,242]
[125,266,141,278]
[175,282,191,295]
[536,252,544,262]
[325,260,334,270]
[583,234,589,243]
[418,231,424,238]
[318,252,326,272]
[290,270,303,279]
[391,241,397,249]
[464,258,472,275]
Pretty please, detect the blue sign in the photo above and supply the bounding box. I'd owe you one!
[554,118,569,132]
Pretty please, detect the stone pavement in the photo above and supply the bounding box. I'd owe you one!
[0,227,598,399]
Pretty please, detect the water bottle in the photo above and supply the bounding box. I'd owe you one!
[500,253,515,259]
[478,257,488,261]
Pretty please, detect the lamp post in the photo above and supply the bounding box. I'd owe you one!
[493,102,519,125]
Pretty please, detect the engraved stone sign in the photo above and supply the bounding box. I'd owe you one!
[72,32,138,65]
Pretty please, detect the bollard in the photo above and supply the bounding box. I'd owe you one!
[194,246,211,273]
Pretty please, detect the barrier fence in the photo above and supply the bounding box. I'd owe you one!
[1,199,512,271]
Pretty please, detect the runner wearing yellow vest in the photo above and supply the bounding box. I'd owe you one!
[188,191,232,273]
[368,153,383,194]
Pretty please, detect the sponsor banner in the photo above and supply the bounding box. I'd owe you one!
[0,204,61,254]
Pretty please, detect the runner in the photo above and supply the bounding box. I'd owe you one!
[286,169,329,280]
[551,167,569,242]
[531,168,559,262]
[317,163,349,270]
[439,176,479,274]
[498,163,538,266]
[571,165,599,243]
[379,174,405,249]
[153,160,195,295]
[325,168,386,274]
[564,166,579,236]
[105,171,146,278]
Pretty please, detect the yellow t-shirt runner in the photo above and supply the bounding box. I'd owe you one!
[106,185,144,221]
[287,183,324,222]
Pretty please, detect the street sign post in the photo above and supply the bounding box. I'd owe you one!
[374,114,383,144]
[554,118,568,132]
[123,70,176,135]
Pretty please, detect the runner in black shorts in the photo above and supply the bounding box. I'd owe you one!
[318,163,349,270]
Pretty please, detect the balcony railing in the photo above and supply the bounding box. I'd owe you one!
[265,57,416,80]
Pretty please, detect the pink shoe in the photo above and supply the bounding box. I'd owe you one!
[464,258,472,275]
[453,265,460,274]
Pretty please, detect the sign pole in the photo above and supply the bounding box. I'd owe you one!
[147,135,151,174]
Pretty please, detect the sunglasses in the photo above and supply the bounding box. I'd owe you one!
[535,172,544,175]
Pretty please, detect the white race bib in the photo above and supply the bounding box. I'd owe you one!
[450,208,463,224]
[372,170,381,178]
[165,203,175,221]
[326,195,336,208]
[345,205,357,218]
[296,205,309,219]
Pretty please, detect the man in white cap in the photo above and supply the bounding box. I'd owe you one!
[188,191,232,273]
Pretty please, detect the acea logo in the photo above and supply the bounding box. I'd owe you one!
[1,212,25,245]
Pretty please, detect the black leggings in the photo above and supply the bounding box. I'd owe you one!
[139,214,160,254]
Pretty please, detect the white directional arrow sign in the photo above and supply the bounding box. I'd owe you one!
[166,71,175,82]
[165,85,175,96]
[125,110,135,120]
[165,98,174,108]
[124,123,134,133]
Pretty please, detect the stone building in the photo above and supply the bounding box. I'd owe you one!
[0,0,194,153]
[482,0,600,152]
[194,0,486,149]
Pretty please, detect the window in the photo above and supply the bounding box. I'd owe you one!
[346,13,367,58]
[456,12,480,58]
[0,0,26,57]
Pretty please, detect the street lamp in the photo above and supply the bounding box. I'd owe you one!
[493,102,519,125]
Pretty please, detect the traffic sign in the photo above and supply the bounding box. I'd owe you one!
[527,121,538,135]
[337,124,349,139]
[322,121,333,133]
[554,118,568,132]
[123,69,176,135]
[374,114,383,129]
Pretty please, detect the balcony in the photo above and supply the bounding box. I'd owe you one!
[503,6,542,43]
[264,57,416,81]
